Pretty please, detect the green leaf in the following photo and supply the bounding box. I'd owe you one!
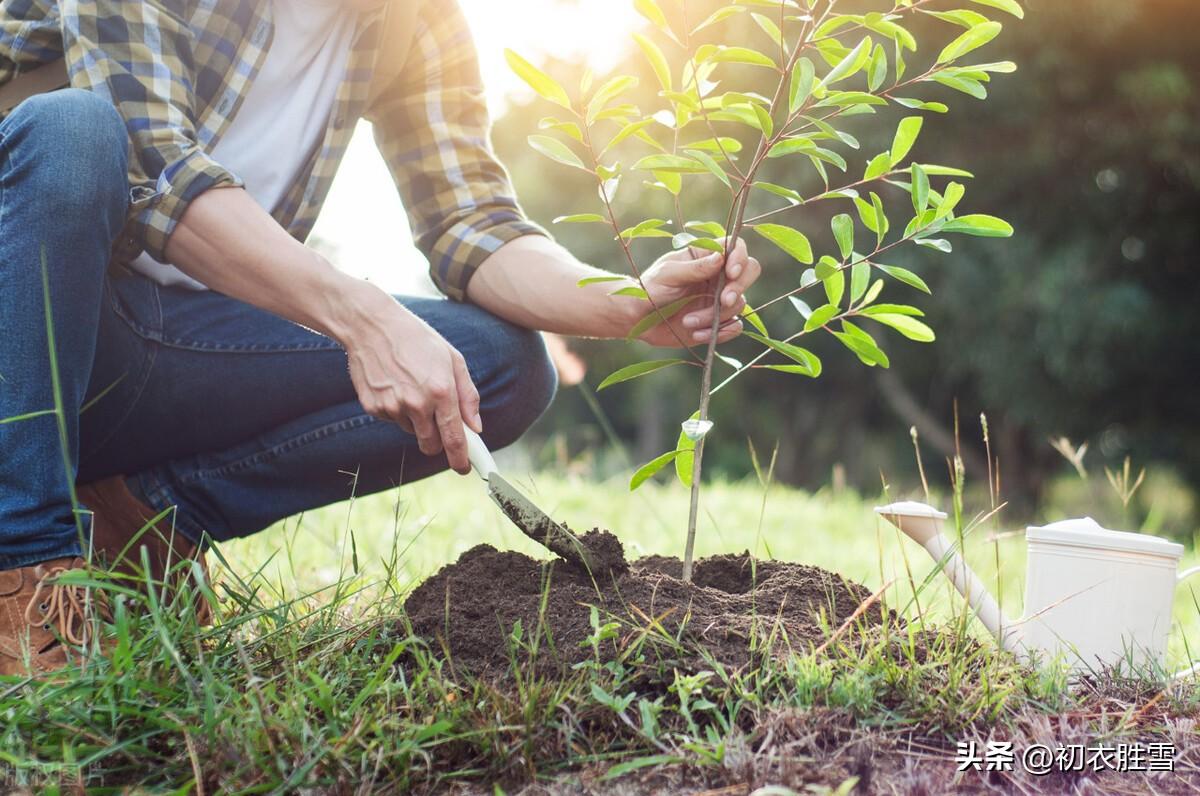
[926,9,991,28]
[598,359,687,390]
[911,163,930,213]
[634,0,671,33]
[850,260,871,303]
[876,263,931,293]
[933,73,988,99]
[937,22,1003,65]
[817,36,871,89]
[870,191,888,244]
[824,268,845,307]
[555,213,607,224]
[528,135,587,170]
[862,303,926,317]
[505,50,571,109]
[767,136,815,157]
[634,33,672,91]
[918,164,975,178]
[751,13,783,46]
[970,0,1024,18]
[753,223,814,264]
[842,321,889,363]
[691,6,744,33]
[941,214,1014,237]
[754,181,803,204]
[868,313,936,342]
[890,116,923,165]
[867,43,888,92]
[539,117,583,141]
[815,255,840,280]
[864,151,892,180]
[630,450,678,490]
[831,214,854,259]
[916,238,952,253]
[804,303,840,332]
[860,277,884,307]
[741,303,768,336]
[893,97,949,113]
[833,326,890,368]
[578,275,627,286]
[789,57,815,114]
[587,76,638,124]
[627,296,695,340]
[674,412,699,487]
[709,46,778,69]
[632,154,706,173]
[744,332,822,377]
[685,220,727,237]
[601,118,656,157]
[620,218,673,240]
[937,181,966,218]
[684,148,731,188]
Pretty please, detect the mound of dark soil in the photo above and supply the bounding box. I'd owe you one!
[404,530,886,677]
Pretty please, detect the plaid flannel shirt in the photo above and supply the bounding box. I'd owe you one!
[0,0,544,300]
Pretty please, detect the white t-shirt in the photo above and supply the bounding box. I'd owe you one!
[130,0,357,289]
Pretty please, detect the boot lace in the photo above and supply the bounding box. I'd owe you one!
[23,562,108,648]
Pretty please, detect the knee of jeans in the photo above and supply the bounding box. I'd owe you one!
[6,89,129,217]
[483,325,558,450]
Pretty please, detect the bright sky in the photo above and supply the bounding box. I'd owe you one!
[311,0,641,295]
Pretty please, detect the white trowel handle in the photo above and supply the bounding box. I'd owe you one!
[464,427,498,478]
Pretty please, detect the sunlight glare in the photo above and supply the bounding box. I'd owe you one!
[312,0,642,292]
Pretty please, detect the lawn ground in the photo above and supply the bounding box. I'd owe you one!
[4,469,1200,793]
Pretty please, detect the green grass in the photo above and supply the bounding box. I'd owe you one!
[225,469,1200,665]
[3,470,1199,793]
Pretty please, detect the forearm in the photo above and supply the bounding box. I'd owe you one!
[162,187,388,343]
[465,236,641,338]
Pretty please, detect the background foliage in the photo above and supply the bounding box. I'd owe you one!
[494,0,1200,525]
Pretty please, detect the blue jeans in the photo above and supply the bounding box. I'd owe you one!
[0,89,557,569]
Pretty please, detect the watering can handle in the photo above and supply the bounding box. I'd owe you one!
[1172,566,1200,680]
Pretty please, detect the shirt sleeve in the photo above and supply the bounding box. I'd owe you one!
[60,0,243,262]
[366,0,547,302]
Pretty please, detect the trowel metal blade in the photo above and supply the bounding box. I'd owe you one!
[487,473,594,570]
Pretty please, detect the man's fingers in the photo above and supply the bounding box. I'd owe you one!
[410,409,441,457]
[693,318,744,344]
[680,296,746,335]
[722,237,749,281]
[452,352,482,434]
[662,249,724,285]
[435,403,471,475]
[723,256,761,305]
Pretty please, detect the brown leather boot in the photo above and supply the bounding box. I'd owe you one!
[0,557,108,677]
[77,476,213,624]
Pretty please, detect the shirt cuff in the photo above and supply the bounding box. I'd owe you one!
[425,210,549,302]
[122,147,243,263]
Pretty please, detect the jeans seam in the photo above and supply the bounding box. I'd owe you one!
[137,482,204,546]
[79,284,160,460]
[174,414,378,485]
[108,291,341,353]
[0,128,9,241]
[0,545,85,571]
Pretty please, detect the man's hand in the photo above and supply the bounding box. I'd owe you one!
[340,285,481,475]
[633,239,762,348]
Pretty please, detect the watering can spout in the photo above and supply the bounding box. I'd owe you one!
[876,501,1021,653]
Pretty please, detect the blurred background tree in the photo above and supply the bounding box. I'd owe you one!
[490,0,1199,522]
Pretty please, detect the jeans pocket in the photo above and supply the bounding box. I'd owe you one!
[107,271,165,342]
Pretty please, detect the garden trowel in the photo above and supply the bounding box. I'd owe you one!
[464,428,596,571]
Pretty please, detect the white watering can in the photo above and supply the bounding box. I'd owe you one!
[876,501,1200,678]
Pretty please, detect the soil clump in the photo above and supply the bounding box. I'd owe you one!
[404,530,886,677]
